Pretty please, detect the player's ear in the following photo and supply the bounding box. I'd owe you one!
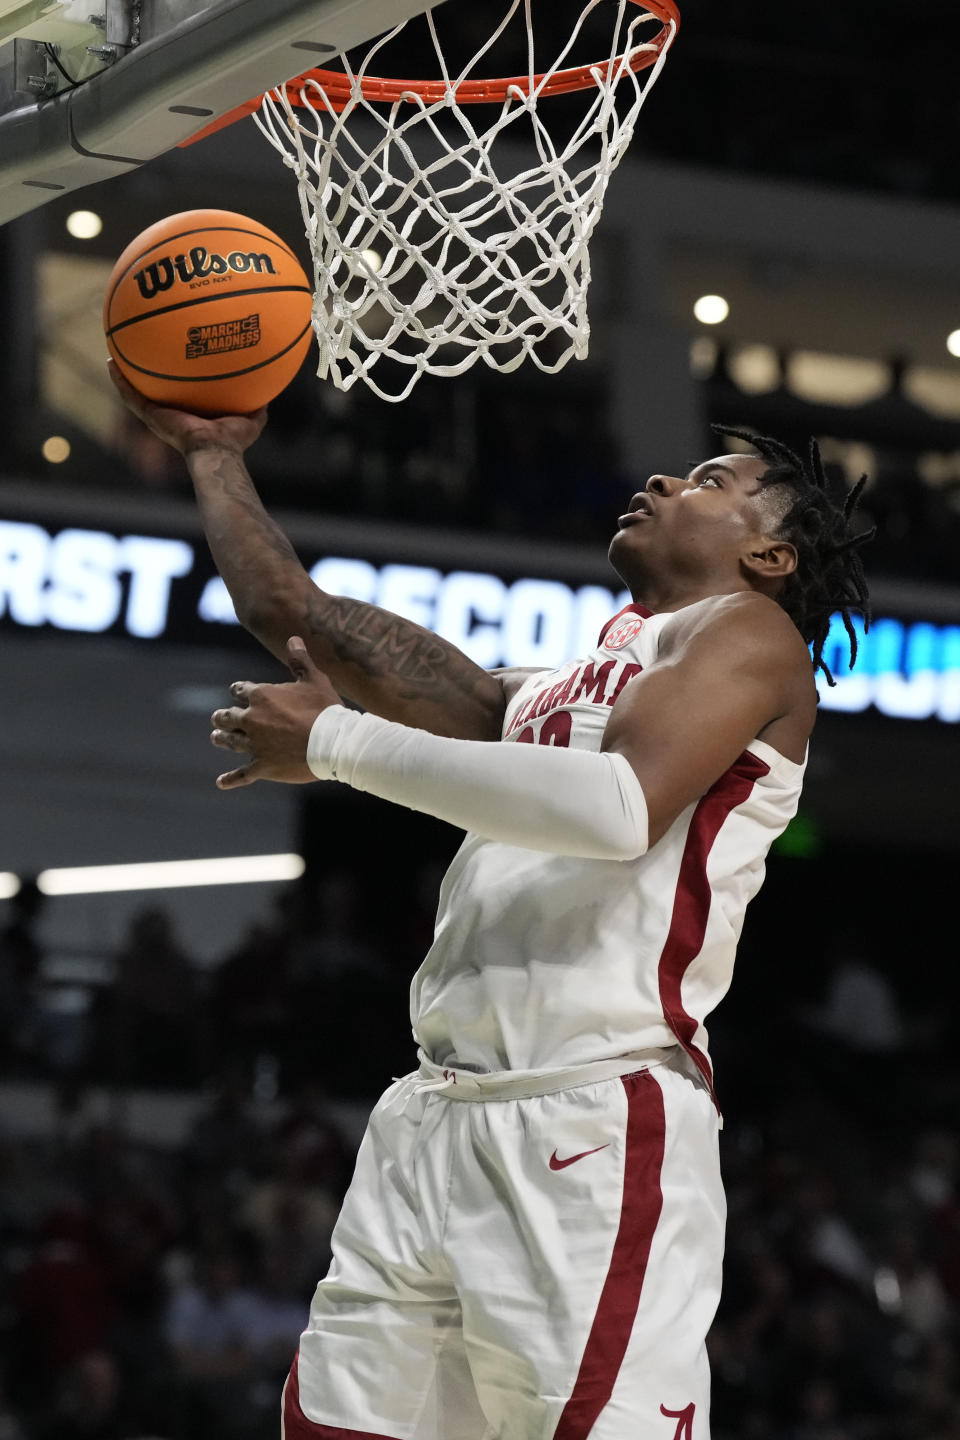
[741,538,798,584]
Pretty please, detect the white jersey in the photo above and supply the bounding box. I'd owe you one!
[409,602,806,1100]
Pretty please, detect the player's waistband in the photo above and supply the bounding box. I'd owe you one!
[399,1046,678,1101]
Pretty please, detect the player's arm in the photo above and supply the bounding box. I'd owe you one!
[599,594,815,845]
[209,598,810,858]
[109,363,504,740]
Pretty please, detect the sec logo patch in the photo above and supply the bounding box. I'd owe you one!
[603,616,645,651]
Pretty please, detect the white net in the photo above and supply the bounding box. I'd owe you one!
[254,0,678,402]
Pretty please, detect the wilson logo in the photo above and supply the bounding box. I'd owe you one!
[186,313,261,359]
[134,247,277,299]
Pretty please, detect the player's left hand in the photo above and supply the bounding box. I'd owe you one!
[211,636,341,789]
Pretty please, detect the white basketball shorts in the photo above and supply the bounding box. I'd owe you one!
[281,1046,725,1440]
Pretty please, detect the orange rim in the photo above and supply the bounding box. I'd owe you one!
[182,1,679,146]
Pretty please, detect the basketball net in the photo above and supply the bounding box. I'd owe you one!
[254,0,679,402]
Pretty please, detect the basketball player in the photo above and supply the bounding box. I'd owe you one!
[110,360,871,1440]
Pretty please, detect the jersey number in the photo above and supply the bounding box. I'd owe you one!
[516,712,572,748]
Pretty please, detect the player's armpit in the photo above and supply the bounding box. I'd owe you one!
[600,595,815,847]
[489,666,551,707]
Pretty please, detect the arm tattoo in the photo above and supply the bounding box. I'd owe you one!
[206,453,300,566]
[192,447,496,720]
[306,590,480,700]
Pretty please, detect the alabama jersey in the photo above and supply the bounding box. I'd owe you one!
[409,602,806,1096]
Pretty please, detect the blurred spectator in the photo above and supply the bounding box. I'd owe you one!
[912,1130,959,1213]
[163,1246,257,1439]
[931,1406,960,1440]
[36,1350,124,1440]
[0,1135,69,1244]
[798,950,905,1056]
[164,1247,251,1376]
[183,1067,266,1191]
[795,944,909,1125]
[0,1372,26,1440]
[285,870,405,1087]
[102,908,203,1089]
[236,1246,308,1373]
[97,1183,176,1435]
[0,880,45,1075]
[17,1207,113,1387]
[782,1375,854,1440]
[237,1125,340,1298]
[224,1247,308,1440]
[786,1171,874,1293]
[287,870,389,988]
[209,908,293,1081]
[883,1227,952,1339]
[907,1333,960,1439]
[270,1080,355,1204]
[932,1191,960,1307]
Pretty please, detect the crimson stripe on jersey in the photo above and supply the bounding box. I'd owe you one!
[282,1351,403,1440]
[596,602,652,646]
[658,749,771,1111]
[553,1069,666,1440]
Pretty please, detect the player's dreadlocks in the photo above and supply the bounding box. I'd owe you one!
[712,424,874,686]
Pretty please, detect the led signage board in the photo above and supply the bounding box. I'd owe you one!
[1,518,957,722]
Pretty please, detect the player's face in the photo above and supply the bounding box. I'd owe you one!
[609,452,773,581]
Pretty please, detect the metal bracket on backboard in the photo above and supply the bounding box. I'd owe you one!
[5,3,125,106]
[12,36,50,95]
[104,0,138,51]
[0,0,445,227]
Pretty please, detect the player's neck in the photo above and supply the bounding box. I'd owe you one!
[630,574,756,615]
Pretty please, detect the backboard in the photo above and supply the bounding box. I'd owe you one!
[0,0,444,227]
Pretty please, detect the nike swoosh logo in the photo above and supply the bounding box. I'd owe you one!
[549,1144,610,1171]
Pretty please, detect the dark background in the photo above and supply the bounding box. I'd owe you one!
[1,5,960,1439]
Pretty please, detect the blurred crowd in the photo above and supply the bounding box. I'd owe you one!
[0,869,423,1099]
[302,1,960,206]
[103,356,960,593]
[635,0,960,207]
[0,868,418,1440]
[0,1078,348,1440]
[710,1113,960,1440]
[106,365,631,549]
[0,841,958,1440]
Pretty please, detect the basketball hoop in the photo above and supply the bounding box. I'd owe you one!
[196,1,680,401]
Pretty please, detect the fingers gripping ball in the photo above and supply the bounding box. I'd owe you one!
[104,209,314,415]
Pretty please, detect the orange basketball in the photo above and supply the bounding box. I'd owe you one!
[104,209,314,415]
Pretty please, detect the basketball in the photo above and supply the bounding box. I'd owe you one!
[103,208,314,415]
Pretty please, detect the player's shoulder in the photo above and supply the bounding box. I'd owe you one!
[660,591,812,673]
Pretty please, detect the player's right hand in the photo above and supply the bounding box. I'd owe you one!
[211,637,341,790]
[107,359,268,457]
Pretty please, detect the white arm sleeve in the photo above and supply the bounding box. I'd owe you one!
[306,706,649,861]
